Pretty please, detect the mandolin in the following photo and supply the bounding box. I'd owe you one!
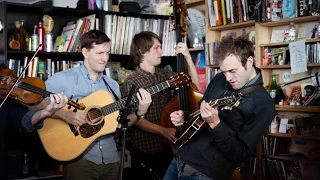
[174,93,242,148]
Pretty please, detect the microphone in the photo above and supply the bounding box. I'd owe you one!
[115,84,136,138]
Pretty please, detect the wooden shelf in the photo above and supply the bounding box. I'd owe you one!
[275,105,320,112]
[267,133,320,141]
[6,50,130,60]
[185,0,205,7]
[207,65,219,68]
[258,16,320,27]
[261,154,320,165]
[188,47,204,51]
[208,20,255,31]
[260,63,320,69]
[260,38,320,47]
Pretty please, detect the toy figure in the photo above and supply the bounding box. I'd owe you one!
[311,24,317,38]
[10,20,29,50]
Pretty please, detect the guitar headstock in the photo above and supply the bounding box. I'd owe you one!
[212,93,243,111]
[168,73,191,88]
[171,0,189,38]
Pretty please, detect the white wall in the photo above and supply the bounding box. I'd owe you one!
[53,0,78,8]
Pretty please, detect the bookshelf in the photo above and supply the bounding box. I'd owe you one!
[188,47,204,51]
[275,105,320,113]
[259,38,320,47]
[258,16,320,27]
[208,20,255,31]
[267,133,320,141]
[256,15,320,179]
[0,2,176,70]
[259,63,320,69]
[185,0,205,7]
[261,155,320,166]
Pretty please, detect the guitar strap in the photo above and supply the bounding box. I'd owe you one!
[235,84,264,95]
[103,78,120,101]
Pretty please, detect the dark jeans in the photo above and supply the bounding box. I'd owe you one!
[63,159,119,180]
[163,158,212,180]
[129,145,173,180]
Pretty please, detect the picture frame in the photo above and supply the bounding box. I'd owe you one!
[288,86,302,101]
[270,47,287,65]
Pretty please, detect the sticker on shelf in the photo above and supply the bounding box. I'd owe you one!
[282,72,291,83]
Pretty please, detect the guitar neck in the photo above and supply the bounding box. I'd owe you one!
[101,81,170,115]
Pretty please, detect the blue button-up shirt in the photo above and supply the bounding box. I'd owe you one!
[43,65,120,164]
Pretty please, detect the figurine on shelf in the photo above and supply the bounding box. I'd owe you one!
[9,20,29,50]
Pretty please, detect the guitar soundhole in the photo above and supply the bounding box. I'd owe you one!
[79,108,105,138]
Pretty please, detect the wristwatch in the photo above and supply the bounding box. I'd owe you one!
[135,110,144,119]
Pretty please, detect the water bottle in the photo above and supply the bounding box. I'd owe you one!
[269,74,278,101]
[22,153,30,177]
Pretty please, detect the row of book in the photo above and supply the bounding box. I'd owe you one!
[249,156,303,179]
[262,136,291,156]
[8,57,83,80]
[205,41,221,66]
[263,42,320,66]
[207,0,255,27]
[255,0,320,22]
[306,43,320,64]
[54,14,97,53]
[104,14,176,56]
[260,158,302,180]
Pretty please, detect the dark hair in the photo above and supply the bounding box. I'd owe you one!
[80,30,111,50]
[214,36,255,68]
[130,31,162,64]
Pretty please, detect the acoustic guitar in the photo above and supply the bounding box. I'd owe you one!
[174,93,242,148]
[38,73,190,161]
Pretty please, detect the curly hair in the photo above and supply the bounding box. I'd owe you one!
[130,31,162,64]
[214,36,255,69]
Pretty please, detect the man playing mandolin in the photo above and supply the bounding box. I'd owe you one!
[31,30,152,180]
[121,31,199,180]
[163,36,275,180]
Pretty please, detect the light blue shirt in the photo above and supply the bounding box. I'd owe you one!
[44,64,120,165]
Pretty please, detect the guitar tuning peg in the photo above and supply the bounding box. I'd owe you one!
[68,105,71,109]
[70,95,73,99]
[76,99,79,102]
[73,109,77,112]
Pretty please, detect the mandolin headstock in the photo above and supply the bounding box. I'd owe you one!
[211,93,243,110]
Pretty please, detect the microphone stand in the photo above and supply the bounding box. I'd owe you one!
[0,44,42,108]
[117,84,136,180]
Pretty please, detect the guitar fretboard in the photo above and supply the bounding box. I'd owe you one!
[101,81,169,115]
